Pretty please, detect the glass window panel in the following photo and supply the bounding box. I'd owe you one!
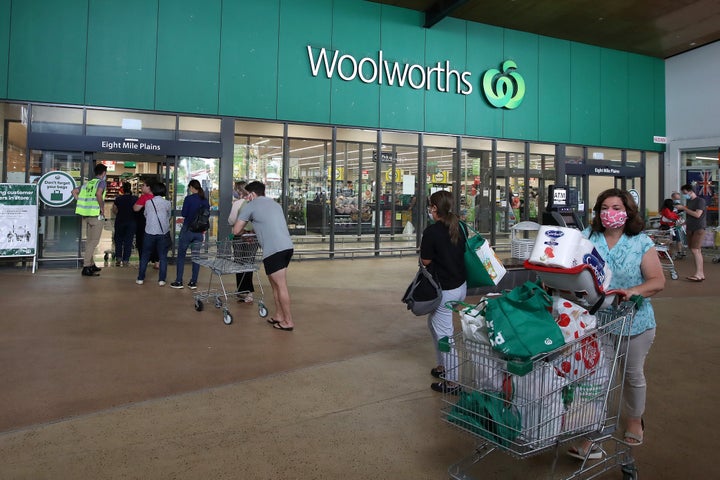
[234,120,283,137]
[1,103,27,181]
[287,124,332,140]
[626,150,642,166]
[173,157,219,244]
[86,109,176,140]
[336,128,377,143]
[291,137,331,254]
[178,116,221,143]
[587,147,622,163]
[6,121,28,182]
[30,105,83,135]
[461,138,493,236]
[566,145,584,164]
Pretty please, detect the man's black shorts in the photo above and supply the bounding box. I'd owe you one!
[263,248,293,276]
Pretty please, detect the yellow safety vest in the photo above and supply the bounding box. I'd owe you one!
[75,178,105,217]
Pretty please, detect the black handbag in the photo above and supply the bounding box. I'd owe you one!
[402,262,442,316]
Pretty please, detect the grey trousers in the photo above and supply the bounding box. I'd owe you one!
[619,328,656,418]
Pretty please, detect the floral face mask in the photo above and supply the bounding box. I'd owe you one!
[600,209,627,229]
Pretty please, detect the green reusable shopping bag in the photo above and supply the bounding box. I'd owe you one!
[461,223,495,288]
[483,281,565,361]
[448,390,521,447]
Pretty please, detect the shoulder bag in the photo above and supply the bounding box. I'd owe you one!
[402,261,442,316]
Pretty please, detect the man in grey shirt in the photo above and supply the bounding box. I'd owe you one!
[233,181,295,331]
[677,183,707,282]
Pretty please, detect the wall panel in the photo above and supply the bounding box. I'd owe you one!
[569,43,601,146]
[377,6,425,132]
[502,29,539,141]
[0,0,10,98]
[86,0,158,110]
[8,0,87,104]
[464,22,503,138]
[328,0,381,128]
[219,0,280,119]
[600,49,629,147]
[424,17,466,135]
[277,0,333,124]
[537,36,571,143]
[155,0,221,114]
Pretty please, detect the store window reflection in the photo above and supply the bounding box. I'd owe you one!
[176,156,219,241]
[335,128,376,252]
[461,137,493,236]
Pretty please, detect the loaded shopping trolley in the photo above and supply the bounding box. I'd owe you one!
[442,298,642,480]
[191,235,268,325]
[644,229,679,280]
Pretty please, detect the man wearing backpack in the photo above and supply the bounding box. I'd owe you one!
[171,179,210,289]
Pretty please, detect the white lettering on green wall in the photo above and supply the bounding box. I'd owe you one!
[307,45,474,95]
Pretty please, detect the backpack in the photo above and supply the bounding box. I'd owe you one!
[402,263,442,316]
[188,206,210,233]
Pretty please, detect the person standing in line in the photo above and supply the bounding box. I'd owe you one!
[134,182,171,286]
[134,180,160,270]
[228,181,255,302]
[421,190,467,395]
[72,163,107,277]
[669,191,687,258]
[170,179,210,290]
[676,183,706,281]
[232,181,295,330]
[568,188,664,461]
[111,181,138,267]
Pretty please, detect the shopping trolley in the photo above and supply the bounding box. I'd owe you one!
[191,236,268,325]
[442,299,641,480]
[644,229,678,280]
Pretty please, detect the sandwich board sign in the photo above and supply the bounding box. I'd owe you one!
[0,183,39,272]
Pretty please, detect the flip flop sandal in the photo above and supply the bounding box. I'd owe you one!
[624,431,643,446]
[567,445,603,460]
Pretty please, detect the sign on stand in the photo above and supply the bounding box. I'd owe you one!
[0,183,39,272]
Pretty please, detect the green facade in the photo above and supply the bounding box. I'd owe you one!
[0,0,665,151]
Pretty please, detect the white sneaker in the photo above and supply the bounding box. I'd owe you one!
[136,279,144,285]
[158,281,166,286]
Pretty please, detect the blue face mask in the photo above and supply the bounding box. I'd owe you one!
[672,199,681,205]
[683,193,691,200]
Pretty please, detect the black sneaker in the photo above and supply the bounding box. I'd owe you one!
[90,264,102,272]
[170,281,184,289]
[431,381,461,395]
[81,267,100,277]
[187,281,197,289]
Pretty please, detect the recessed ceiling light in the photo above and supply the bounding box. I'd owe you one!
[690,42,697,46]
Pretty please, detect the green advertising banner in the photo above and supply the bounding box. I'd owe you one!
[0,184,39,269]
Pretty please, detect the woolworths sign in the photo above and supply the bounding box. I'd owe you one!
[307,45,525,110]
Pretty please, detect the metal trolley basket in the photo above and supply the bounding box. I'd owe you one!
[644,229,678,280]
[191,236,268,325]
[442,300,641,480]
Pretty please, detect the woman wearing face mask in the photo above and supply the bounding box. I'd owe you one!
[420,190,467,395]
[568,188,665,461]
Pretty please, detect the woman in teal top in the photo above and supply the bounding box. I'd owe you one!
[569,188,665,461]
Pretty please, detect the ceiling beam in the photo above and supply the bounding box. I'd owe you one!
[424,0,470,28]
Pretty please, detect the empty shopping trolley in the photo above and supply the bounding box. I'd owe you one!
[191,235,267,325]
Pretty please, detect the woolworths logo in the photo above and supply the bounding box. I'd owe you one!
[306,46,524,109]
[482,60,525,109]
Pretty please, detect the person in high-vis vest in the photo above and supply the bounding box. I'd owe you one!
[72,163,108,276]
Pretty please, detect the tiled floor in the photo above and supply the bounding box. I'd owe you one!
[0,253,717,479]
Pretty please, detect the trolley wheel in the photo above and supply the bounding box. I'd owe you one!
[214,297,223,309]
[713,257,720,264]
[195,299,204,311]
[223,310,233,325]
[258,302,268,318]
[671,272,678,280]
[622,462,638,480]
[103,252,109,261]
